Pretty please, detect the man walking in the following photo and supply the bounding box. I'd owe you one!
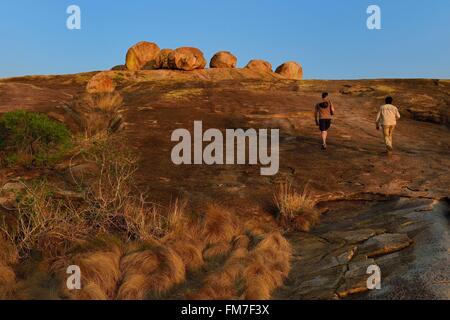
[376,96,401,153]
[315,92,335,150]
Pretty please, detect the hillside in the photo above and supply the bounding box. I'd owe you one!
[0,69,449,300]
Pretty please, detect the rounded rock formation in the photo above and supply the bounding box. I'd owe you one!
[168,47,207,71]
[156,49,174,69]
[86,73,115,94]
[275,61,303,80]
[125,41,160,71]
[143,49,174,70]
[210,51,237,68]
[245,60,273,73]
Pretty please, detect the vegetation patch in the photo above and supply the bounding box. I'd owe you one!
[161,88,204,101]
[0,110,71,167]
[274,180,320,232]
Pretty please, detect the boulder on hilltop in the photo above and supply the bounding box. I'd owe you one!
[156,49,174,69]
[275,62,303,80]
[168,47,207,71]
[210,51,237,68]
[245,60,273,73]
[86,72,115,94]
[144,48,174,70]
[125,41,160,71]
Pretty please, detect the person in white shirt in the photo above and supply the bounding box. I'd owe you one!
[376,96,401,153]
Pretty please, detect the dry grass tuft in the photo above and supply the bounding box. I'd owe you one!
[161,208,206,271]
[0,240,19,266]
[200,204,240,246]
[0,264,16,299]
[117,244,186,300]
[72,283,109,300]
[85,93,123,113]
[203,242,232,260]
[229,236,250,260]
[244,232,292,300]
[71,92,124,137]
[274,180,320,232]
[0,240,18,299]
[165,240,204,272]
[191,259,243,300]
[191,230,292,301]
[52,241,122,300]
[124,198,187,242]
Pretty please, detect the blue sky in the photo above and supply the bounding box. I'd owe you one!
[0,0,449,79]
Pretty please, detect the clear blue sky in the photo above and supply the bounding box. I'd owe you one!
[0,0,449,79]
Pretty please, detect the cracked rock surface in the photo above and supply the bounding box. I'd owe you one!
[275,198,450,300]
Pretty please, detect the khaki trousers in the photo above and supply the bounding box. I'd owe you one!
[382,125,396,151]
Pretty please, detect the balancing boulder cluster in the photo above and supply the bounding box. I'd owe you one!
[112,41,303,80]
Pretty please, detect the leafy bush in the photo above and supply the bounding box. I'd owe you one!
[0,110,71,166]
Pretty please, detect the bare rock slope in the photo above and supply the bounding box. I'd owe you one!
[0,69,449,299]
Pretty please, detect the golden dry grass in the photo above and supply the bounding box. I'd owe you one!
[124,198,187,242]
[0,240,18,299]
[274,180,320,232]
[117,244,186,300]
[191,235,250,300]
[84,92,123,113]
[191,258,243,300]
[72,283,109,300]
[71,91,123,137]
[5,197,292,301]
[1,126,294,301]
[165,240,204,272]
[244,232,292,300]
[52,241,122,300]
[0,240,19,266]
[162,88,203,101]
[161,208,206,272]
[200,204,240,246]
[203,242,232,260]
[191,230,292,301]
[0,264,16,299]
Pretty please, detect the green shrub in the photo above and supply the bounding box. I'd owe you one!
[0,110,71,166]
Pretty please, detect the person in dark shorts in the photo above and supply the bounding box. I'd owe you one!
[315,92,335,150]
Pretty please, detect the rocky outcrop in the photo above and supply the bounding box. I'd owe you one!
[125,41,160,71]
[275,61,303,80]
[359,233,413,258]
[86,73,115,94]
[210,51,237,68]
[275,197,448,300]
[155,49,174,69]
[168,47,207,71]
[245,60,273,73]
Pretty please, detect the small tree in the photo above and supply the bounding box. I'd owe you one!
[0,110,71,166]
